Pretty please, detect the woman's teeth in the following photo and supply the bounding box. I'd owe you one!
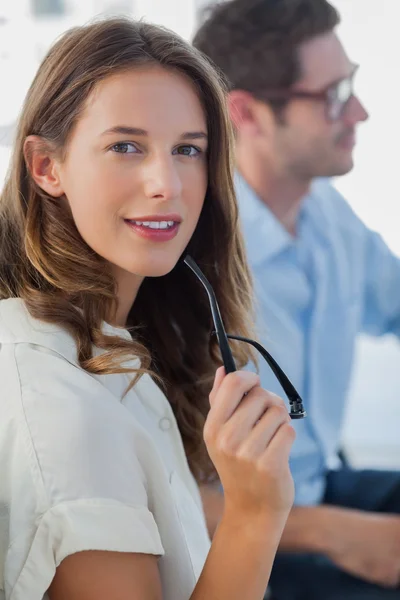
[129,220,175,230]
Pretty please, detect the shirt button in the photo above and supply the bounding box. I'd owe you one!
[159,417,172,431]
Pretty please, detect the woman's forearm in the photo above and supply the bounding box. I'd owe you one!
[191,509,287,600]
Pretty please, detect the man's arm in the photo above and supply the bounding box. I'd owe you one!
[200,485,400,588]
[200,484,325,551]
[200,482,225,539]
[278,505,325,551]
[361,226,400,336]
[328,183,400,336]
[315,181,400,336]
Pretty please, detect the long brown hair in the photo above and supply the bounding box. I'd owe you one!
[0,17,254,482]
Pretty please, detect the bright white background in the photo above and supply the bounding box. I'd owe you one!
[1,0,399,468]
[329,0,400,468]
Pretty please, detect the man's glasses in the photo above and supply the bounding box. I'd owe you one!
[184,255,306,420]
[259,65,359,122]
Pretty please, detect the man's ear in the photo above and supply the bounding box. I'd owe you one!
[227,89,258,133]
[227,90,275,138]
[23,135,65,198]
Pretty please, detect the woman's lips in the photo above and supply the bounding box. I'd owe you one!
[124,219,180,241]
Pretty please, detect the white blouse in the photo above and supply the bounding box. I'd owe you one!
[0,298,210,600]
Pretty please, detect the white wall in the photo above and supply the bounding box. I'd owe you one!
[333,0,400,254]
[135,0,196,40]
[326,0,400,468]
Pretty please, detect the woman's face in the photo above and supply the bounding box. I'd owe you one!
[57,66,208,280]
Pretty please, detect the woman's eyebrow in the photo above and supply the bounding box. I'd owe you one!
[179,131,208,141]
[100,126,148,137]
[100,126,208,141]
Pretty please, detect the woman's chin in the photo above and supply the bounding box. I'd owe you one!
[125,257,179,279]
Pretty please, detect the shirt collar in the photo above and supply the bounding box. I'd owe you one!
[235,173,330,266]
[298,178,336,244]
[235,172,293,266]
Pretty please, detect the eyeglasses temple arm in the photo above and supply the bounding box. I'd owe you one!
[183,256,305,419]
[183,255,237,373]
[223,334,306,420]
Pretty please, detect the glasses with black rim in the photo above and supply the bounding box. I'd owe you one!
[184,255,306,420]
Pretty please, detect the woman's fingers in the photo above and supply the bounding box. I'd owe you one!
[237,404,292,460]
[261,421,296,467]
[216,390,285,453]
[207,371,261,431]
[204,369,296,517]
[209,366,226,406]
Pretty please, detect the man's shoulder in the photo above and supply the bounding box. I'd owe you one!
[309,178,351,212]
[307,178,363,234]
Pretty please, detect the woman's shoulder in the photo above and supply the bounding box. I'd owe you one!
[0,301,168,600]
[0,297,80,366]
[0,298,139,458]
[0,298,155,506]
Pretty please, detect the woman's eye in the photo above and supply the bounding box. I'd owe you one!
[110,142,138,154]
[174,145,201,157]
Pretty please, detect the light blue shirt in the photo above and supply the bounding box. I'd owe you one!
[236,174,400,505]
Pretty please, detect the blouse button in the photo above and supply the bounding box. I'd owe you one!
[159,417,172,431]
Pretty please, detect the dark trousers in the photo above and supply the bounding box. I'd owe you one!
[269,468,400,599]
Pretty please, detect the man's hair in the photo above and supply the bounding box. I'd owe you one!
[193,0,340,101]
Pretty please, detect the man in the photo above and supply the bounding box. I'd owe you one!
[194,1,400,598]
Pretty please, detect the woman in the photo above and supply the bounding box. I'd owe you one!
[0,18,295,600]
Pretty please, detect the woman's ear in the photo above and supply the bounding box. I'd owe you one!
[23,135,65,198]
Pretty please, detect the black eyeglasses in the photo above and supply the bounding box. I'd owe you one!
[259,65,359,122]
[184,255,306,419]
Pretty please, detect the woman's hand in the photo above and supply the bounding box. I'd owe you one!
[204,368,295,522]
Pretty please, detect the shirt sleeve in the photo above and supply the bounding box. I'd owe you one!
[361,227,400,336]
[321,180,400,338]
[3,341,164,599]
